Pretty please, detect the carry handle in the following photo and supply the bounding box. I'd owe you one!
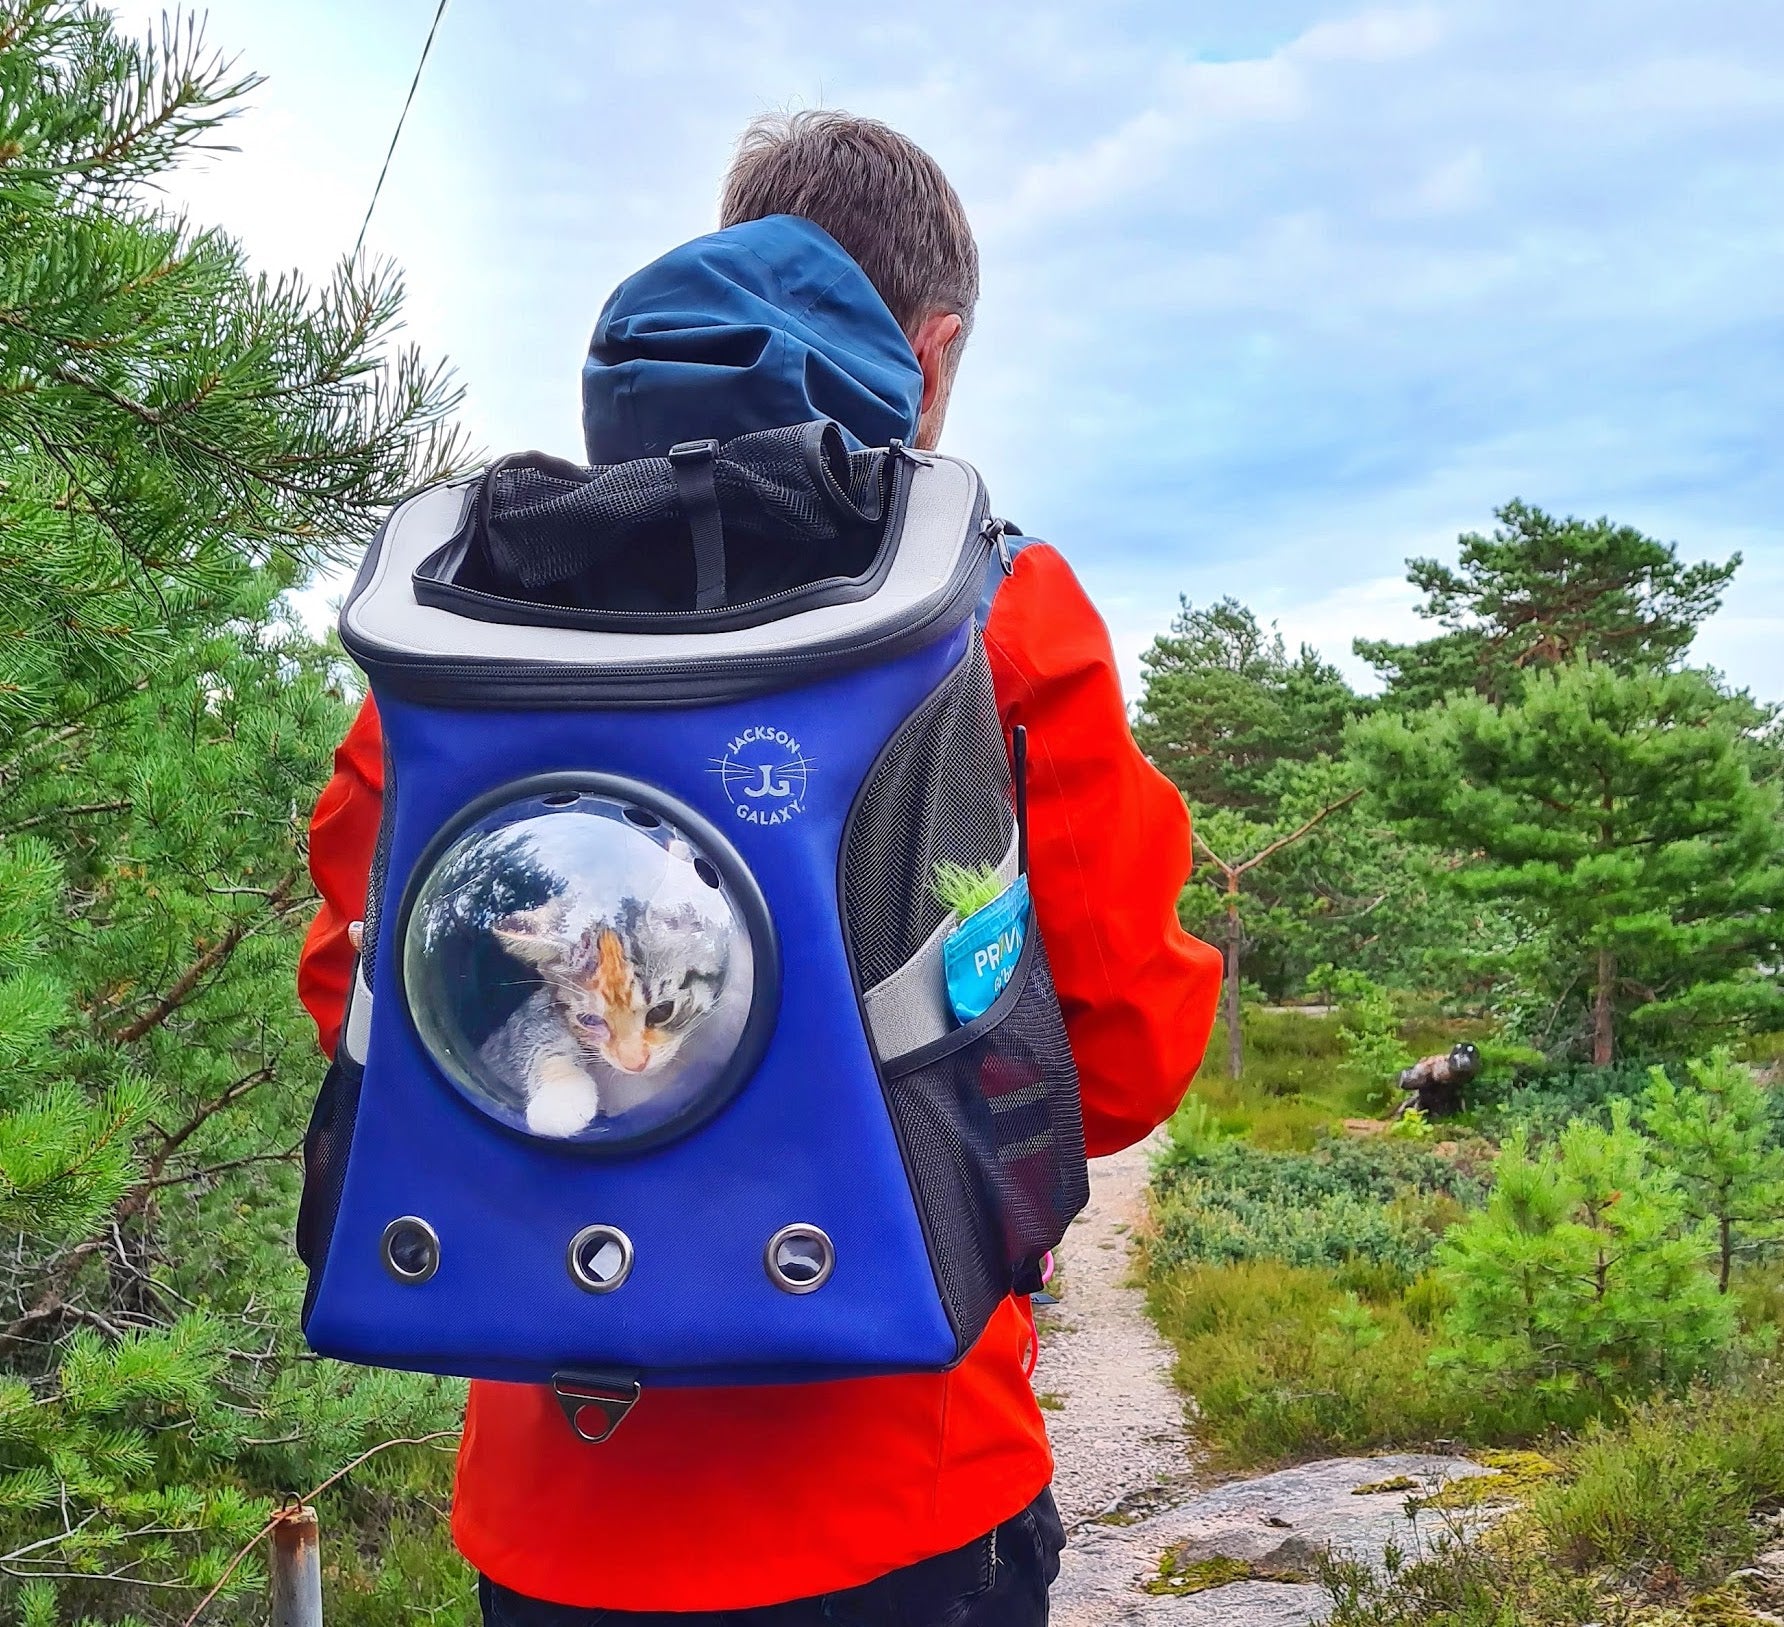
[668,439,728,610]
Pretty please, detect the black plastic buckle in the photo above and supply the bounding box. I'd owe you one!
[552,1369,642,1444]
[667,437,718,464]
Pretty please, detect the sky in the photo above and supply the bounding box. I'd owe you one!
[121,0,1784,698]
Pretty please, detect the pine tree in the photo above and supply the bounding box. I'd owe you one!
[1353,662,1784,1065]
[1642,1051,1784,1293]
[1135,597,1360,815]
[1356,501,1739,711]
[0,4,470,1619]
[1435,1101,1734,1402]
[1137,597,1500,1033]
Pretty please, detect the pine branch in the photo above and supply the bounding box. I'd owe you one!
[1192,788,1365,879]
[0,798,129,835]
[144,1066,277,1179]
[144,1145,298,1192]
[111,873,299,1044]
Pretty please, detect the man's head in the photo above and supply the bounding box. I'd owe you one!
[720,111,978,450]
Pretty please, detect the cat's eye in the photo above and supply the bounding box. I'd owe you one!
[577,1013,607,1030]
[644,1001,675,1027]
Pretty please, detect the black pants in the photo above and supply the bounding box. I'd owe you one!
[479,1489,1065,1627]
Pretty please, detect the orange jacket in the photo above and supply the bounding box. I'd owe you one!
[297,540,1221,1610]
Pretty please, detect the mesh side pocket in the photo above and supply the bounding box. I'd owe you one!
[297,1053,364,1326]
[883,930,1089,1350]
[843,636,1012,988]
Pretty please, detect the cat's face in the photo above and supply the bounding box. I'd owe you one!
[494,904,725,1076]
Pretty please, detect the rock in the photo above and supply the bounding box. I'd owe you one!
[1254,1535,1325,1581]
[1167,1529,1322,1580]
[1055,1454,1500,1625]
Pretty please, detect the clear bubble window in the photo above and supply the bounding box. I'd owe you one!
[401,781,770,1148]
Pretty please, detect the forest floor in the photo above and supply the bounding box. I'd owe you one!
[1038,1136,1486,1627]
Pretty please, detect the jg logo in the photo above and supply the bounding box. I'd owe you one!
[711,726,811,827]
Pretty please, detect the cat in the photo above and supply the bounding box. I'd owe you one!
[481,895,731,1137]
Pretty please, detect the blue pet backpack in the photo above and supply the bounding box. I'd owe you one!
[299,422,1089,1440]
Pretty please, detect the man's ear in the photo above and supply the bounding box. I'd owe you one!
[911,311,964,417]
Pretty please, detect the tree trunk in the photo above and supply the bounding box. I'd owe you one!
[1225,884,1243,1080]
[1720,1216,1733,1294]
[1592,946,1616,1067]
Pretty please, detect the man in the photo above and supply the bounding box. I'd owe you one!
[300,111,1221,1627]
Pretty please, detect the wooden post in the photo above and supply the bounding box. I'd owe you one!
[271,1504,322,1627]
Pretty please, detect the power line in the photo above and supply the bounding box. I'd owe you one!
[352,0,452,260]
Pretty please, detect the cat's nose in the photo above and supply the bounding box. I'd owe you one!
[614,1049,650,1074]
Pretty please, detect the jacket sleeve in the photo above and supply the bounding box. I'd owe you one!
[298,695,386,1061]
[983,545,1223,1156]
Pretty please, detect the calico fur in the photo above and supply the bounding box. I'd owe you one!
[481,897,730,1137]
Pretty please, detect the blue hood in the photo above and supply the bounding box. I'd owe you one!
[582,215,922,463]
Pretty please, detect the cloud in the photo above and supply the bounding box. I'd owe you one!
[103,0,1784,712]
[1292,6,1443,62]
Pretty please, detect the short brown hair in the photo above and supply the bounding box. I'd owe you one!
[720,110,979,339]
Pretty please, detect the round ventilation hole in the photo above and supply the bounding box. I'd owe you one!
[765,1224,834,1294]
[380,1217,440,1284]
[567,1224,634,1293]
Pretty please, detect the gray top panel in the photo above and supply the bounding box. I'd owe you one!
[340,453,985,671]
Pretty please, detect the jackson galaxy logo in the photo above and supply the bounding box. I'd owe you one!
[711,726,811,827]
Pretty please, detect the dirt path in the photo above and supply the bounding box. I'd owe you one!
[1034,1133,1198,1529]
[1035,1138,1485,1627]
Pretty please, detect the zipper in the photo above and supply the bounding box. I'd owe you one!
[348,488,997,709]
[985,517,1014,575]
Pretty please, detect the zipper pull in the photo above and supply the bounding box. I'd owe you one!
[984,517,1014,574]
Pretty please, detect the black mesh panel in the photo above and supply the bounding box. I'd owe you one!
[297,1053,364,1325]
[843,639,1012,988]
[884,936,1089,1347]
[842,635,1089,1352]
[461,420,893,614]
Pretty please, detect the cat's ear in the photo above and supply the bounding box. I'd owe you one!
[492,905,570,967]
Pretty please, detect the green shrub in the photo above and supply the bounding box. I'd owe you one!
[1144,1259,1567,1466]
[1436,1102,1737,1400]
[324,1506,478,1627]
[1152,1136,1485,1284]
[1465,1058,1652,1141]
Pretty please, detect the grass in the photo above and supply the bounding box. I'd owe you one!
[1144,1257,1576,1468]
[1187,1009,1491,1150]
[1317,1373,1784,1624]
[1148,1010,1784,1469]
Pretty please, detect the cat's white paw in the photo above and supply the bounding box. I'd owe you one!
[526,1063,601,1138]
